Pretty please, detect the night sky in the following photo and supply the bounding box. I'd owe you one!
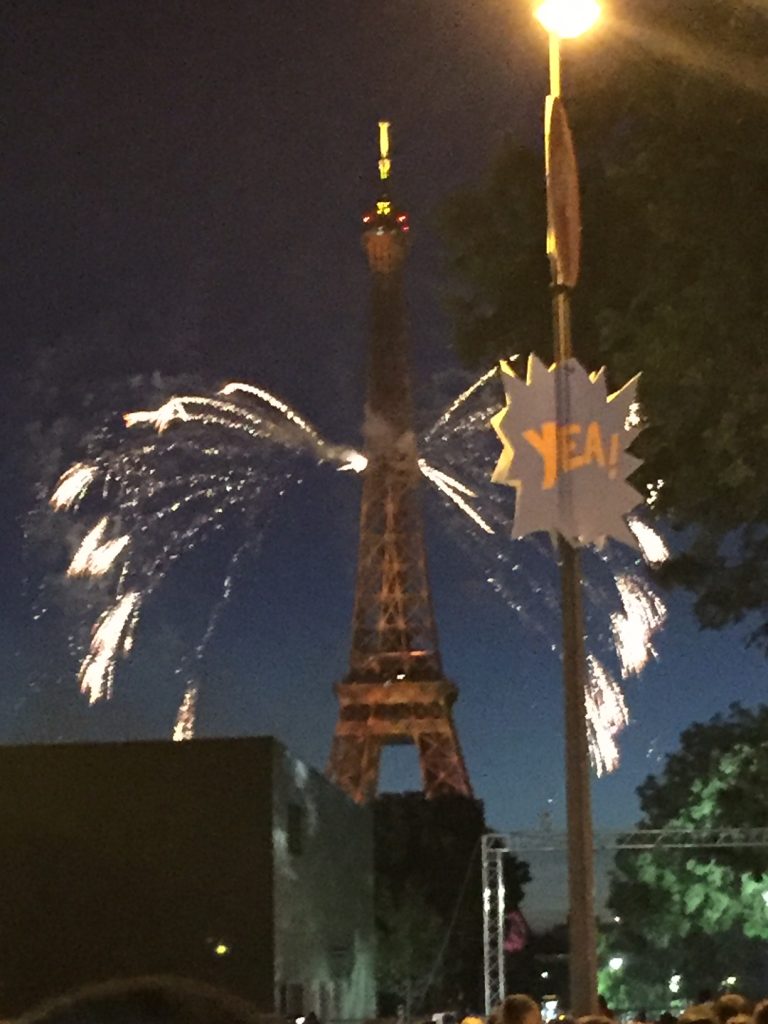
[1,2,766,926]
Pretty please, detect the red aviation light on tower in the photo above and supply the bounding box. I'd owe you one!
[361,203,410,234]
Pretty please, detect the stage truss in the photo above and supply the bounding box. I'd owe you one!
[482,827,768,1013]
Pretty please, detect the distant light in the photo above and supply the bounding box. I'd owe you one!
[541,971,550,979]
[534,0,601,38]
[613,915,621,923]
[669,975,681,994]
[608,956,624,971]
[725,976,737,986]
[214,942,230,957]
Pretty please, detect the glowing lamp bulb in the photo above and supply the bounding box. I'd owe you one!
[535,0,601,38]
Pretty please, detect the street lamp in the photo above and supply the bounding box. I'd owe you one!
[534,0,601,1017]
[535,0,600,39]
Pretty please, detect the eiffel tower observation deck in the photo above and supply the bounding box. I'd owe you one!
[326,124,473,804]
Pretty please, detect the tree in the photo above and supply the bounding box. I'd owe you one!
[599,704,768,1010]
[377,882,446,1019]
[374,794,530,1012]
[437,0,768,648]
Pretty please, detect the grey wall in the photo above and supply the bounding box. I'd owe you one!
[272,745,375,1022]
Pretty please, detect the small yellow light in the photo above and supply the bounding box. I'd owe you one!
[376,200,392,216]
[214,942,230,957]
[535,0,601,38]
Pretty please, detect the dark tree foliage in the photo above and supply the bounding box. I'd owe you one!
[437,0,768,648]
[600,704,768,1009]
[374,794,530,1013]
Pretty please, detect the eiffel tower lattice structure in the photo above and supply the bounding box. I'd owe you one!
[326,124,473,804]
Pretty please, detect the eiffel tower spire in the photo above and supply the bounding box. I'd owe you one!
[326,124,472,804]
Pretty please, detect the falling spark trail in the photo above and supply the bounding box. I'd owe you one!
[68,518,130,578]
[628,517,669,566]
[173,684,198,742]
[611,573,667,677]
[424,365,502,443]
[79,591,141,703]
[419,459,494,535]
[173,538,258,741]
[218,383,321,442]
[585,654,629,776]
[51,463,98,510]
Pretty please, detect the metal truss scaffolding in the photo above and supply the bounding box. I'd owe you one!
[482,827,768,1013]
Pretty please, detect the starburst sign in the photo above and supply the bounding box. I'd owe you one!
[491,355,644,548]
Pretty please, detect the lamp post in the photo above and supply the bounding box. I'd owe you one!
[533,0,601,1015]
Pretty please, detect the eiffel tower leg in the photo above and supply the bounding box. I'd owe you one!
[327,734,381,804]
[417,727,472,799]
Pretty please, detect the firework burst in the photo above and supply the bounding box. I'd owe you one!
[420,365,668,775]
[48,370,668,772]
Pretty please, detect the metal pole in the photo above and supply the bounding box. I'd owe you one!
[481,835,493,1014]
[494,850,507,1006]
[481,835,507,1014]
[548,31,598,1018]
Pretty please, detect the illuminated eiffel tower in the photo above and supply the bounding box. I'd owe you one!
[327,124,473,804]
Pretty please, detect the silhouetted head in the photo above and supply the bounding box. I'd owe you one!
[715,996,752,1024]
[18,976,261,1024]
[576,1014,613,1024]
[680,1004,717,1024]
[496,995,541,1024]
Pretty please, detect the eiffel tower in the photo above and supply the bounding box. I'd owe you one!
[327,124,473,804]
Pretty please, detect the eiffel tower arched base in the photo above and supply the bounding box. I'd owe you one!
[327,679,473,804]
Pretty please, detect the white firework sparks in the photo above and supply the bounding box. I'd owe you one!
[424,364,502,443]
[50,463,98,510]
[585,654,629,776]
[418,459,494,535]
[611,573,667,677]
[173,683,198,742]
[218,382,321,443]
[67,517,129,578]
[78,591,141,703]
[53,384,319,708]
[124,397,190,432]
[628,517,669,566]
[337,449,368,473]
[646,477,665,509]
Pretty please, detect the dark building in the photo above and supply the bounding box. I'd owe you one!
[0,737,375,1019]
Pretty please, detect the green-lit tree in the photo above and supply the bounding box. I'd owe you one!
[598,704,768,1011]
[437,0,768,648]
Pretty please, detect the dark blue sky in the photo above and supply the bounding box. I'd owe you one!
[1,1,766,926]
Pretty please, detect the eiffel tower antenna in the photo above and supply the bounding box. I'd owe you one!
[326,124,473,804]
